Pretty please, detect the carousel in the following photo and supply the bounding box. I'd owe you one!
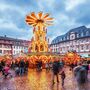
[25,12,60,66]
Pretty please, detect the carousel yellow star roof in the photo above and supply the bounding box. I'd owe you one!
[25,12,53,27]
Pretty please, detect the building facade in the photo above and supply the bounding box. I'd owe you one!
[0,35,30,56]
[50,26,90,56]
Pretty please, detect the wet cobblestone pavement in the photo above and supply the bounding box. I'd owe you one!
[0,67,90,90]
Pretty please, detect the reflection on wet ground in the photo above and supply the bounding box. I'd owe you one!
[0,67,90,90]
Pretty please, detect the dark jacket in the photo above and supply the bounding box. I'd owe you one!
[52,61,60,74]
[19,60,25,68]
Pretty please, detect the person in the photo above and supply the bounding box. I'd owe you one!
[82,62,89,74]
[15,66,19,76]
[11,61,15,69]
[49,62,53,69]
[59,60,64,70]
[15,60,19,68]
[19,60,25,76]
[38,60,42,71]
[74,63,88,84]
[69,63,74,71]
[36,61,39,71]
[79,67,87,83]
[52,58,60,84]
[1,60,5,75]
[25,60,29,74]
[73,63,82,76]
[1,60,5,67]
[59,69,66,86]
[0,62,3,72]
[45,62,49,71]
[3,64,12,79]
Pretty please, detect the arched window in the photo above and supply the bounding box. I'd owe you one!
[35,45,38,52]
[40,45,44,51]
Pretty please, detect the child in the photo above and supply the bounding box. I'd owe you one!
[3,64,12,78]
[60,69,66,86]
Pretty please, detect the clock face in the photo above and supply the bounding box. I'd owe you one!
[70,33,75,40]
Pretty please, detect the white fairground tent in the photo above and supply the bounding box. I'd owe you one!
[80,54,90,58]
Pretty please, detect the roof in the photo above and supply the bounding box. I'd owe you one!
[0,36,30,46]
[0,36,29,42]
[51,26,90,44]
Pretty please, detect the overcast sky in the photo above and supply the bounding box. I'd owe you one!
[0,0,90,42]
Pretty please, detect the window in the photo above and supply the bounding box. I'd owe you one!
[0,45,2,48]
[86,45,89,50]
[81,32,83,37]
[79,34,81,37]
[86,31,89,36]
[61,48,62,51]
[77,34,79,38]
[56,48,57,52]
[14,50,15,54]
[67,36,69,40]
[70,33,75,40]
[81,46,84,50]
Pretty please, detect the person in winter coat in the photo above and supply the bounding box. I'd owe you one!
[3,64,12,78]
[74,63,88,84]
[19,60,25,76]
[52,58,60,84]
[59,69,66,86]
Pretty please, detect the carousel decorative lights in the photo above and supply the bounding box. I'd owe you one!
[25,12,54,64]
[64,51,81,65]
[25,12,53,52]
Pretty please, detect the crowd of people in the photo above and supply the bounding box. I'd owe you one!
[0,57,90,88]
[52,58,65,86]
[0,59,29,78]
[51,58,90,87]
